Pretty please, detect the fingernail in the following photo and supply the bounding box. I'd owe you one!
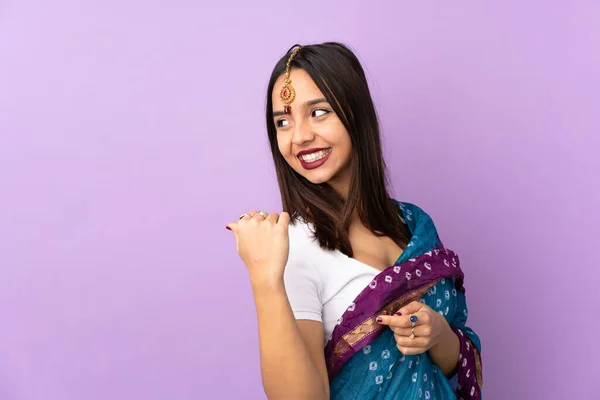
[376,317,383,323]
[225,226,231,231]
[395,312,402,316]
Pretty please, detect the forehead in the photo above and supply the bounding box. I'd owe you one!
[272,68,324,108]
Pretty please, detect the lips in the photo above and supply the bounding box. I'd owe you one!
[297,148,332,170]
[297,147,329,157]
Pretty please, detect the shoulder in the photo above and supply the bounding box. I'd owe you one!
[393,200,431,219]
[283,219,324,295]
[287,218,318,251]
[285,218,323,270]
[393,200,443,248]
[393,200,437,227]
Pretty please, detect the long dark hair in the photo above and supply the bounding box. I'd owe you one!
[265,42,411,257]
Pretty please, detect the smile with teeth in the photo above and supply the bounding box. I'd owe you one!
[298,148,331,163]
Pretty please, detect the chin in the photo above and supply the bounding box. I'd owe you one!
[298,170,332,185]
[307,177,329,185]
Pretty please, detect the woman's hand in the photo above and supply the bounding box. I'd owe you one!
[226,210,291,288]
[376,301,451,355]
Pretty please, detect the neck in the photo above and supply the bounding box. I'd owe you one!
[327,171,364,226]
[328,180,348,200]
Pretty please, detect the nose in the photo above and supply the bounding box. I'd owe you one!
[291,119,315,146]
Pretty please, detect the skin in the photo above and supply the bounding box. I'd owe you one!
[273,69,352,198]
[226,69,459,399]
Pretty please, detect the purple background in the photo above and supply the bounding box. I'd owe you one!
[1,1,598,399]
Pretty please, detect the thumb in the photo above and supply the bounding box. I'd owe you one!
[278,211,291,227]
[397,301,424,316]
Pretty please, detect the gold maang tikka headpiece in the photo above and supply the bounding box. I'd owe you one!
[280,46,302,115]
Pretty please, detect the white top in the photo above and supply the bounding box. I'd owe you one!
[283,220,381,342]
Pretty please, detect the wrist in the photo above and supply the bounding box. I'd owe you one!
[432,313,454,349]
[249,271,285,294]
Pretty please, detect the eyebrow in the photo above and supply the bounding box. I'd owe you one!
[273,97,329,117]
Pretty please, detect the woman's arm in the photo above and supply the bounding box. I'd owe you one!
[427,316,460,376]
[226,212,329,399]
[252,280,329,400]
[377,301,460,376]
[429,278,484,397]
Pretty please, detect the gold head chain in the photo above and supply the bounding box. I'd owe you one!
[280,46,302,115]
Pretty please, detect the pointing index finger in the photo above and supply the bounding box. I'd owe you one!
[375,314,411,328]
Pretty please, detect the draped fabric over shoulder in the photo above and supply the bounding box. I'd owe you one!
[326,202,483,399]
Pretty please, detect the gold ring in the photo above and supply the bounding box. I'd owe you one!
[239,213,251,220]
[257,210,268,218]
[409,327,415,339]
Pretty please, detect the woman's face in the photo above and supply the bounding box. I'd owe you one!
[272,69,352,196]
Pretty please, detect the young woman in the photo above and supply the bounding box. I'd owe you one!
[226,42,483,400]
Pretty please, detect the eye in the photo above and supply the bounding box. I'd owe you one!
[276,119,289,128]
[312,108,329,118]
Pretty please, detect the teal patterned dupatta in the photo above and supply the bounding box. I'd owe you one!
[325,202,483,399]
